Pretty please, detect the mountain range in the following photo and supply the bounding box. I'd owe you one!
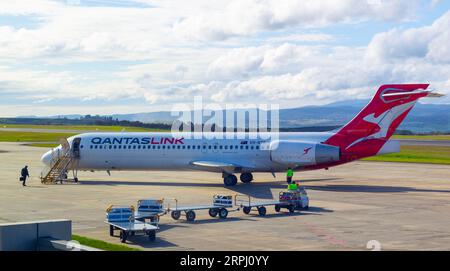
[18,100,450,133]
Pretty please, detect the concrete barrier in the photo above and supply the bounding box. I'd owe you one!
[0,219,71,251]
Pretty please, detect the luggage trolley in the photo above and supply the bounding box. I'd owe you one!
[105,205,158,243]
[134,198,167,223]
[235,188,309,216]
[167,194,236,222]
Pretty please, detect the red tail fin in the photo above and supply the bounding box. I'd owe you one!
[324,84,430,159]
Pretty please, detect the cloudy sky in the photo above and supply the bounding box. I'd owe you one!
[1,0,449,117]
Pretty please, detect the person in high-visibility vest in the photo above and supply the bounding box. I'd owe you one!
[286,167,294,184]
[288,181,298,191]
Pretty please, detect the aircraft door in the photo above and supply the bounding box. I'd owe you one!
[72,138,81,158]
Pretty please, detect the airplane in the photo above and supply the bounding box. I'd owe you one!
[41,84,443,186]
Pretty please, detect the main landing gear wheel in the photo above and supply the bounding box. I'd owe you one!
[223,174,238,186]
[240,173,253,183]
[209,208,218,217]
[219,208,228,219]
[274,205,281,213]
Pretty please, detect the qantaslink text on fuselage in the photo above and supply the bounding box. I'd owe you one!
[90,137,185,145]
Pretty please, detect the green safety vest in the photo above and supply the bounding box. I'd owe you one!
[288,183,298,190]
[287,169,294,177]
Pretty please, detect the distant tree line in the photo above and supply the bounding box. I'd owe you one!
[0,115,172,130]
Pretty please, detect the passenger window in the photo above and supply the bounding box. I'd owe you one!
[245,146,249,150]
[162,145,165,149]
[157,146,161,149]
[109,145,112,149]
[182,146,186,149]
[187,146,191,149]
[90,146,93,149]
[224,146,228,149]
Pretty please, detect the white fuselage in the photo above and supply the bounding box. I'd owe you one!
[42,132,334,173]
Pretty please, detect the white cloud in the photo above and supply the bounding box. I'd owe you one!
[367,11,450,63]
[172,0,420,41]
[0,0,448,117]
[269,33,334,43]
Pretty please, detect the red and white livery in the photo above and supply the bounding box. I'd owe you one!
[41,84,442,186]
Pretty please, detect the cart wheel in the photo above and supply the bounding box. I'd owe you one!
[219,208,228,219]
[288,205,295,213]
[171,211,181,220]
[119,231,128,243]
[186,210,196,221]
[109,225,114,236]
[147,230,156,242]
[274,205,281,213]
[208,208,218,217]
[74,178,78,183]
[243,206,251,214]
[258,206,267,216]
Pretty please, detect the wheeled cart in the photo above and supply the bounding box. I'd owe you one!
[235,188,309,216]
[106,205,158,243]
[134,199,167,223]
[168,194,237,222]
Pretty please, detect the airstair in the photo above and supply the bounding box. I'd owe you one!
[40,138,79,184]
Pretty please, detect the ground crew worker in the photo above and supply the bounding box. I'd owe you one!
[286,167,294,183]
[288,181,298,191]
[20,165,29,187]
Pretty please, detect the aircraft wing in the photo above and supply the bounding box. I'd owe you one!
[190,160,252,173]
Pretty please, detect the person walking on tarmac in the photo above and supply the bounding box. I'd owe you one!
[20,165,29,187]
[286,167,294,184]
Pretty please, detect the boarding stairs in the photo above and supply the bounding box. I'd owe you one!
[40,139,76,184]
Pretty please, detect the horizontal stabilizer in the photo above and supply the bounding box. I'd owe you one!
[382,89,444,98]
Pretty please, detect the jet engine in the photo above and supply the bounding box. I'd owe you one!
[269,140,340,166]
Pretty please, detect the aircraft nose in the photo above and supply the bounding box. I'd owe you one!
[41,150,52,166]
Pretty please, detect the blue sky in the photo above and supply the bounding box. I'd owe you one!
[0,0,449,117]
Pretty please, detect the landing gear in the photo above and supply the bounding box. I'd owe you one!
[72,169,79,183]
[240,173,253,183]
[223,174,238,186]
